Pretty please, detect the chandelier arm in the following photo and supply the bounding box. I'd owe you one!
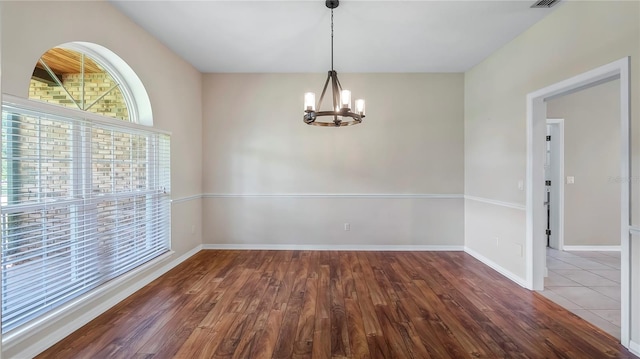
[316,71,332,112]
[334,74,344,94]
[330,71,341,124]
[335,74,345,126]
[331,71,340,110]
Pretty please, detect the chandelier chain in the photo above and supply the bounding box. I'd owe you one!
[331,8,334,71]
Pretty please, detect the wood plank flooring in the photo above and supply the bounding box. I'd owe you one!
[37,250,636,358]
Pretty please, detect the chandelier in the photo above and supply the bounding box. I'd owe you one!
[303,0,365,127]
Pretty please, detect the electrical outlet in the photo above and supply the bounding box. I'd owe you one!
[344,223,350,231]
[567,176,575,184]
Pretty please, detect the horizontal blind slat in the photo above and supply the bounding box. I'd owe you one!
[1,101,171,333]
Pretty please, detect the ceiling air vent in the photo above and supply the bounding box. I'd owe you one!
[531,0,559,8]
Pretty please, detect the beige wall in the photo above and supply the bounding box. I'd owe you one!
[0,1,203,356]
[204,197,463,247]
[202,73,464,246]
[547,80,621,247]
[464,0,639,344]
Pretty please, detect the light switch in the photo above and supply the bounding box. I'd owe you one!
[518,180,524,191]
[566,176,575,184]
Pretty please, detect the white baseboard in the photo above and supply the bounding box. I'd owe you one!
[202,243,464,251]
[464,246,528,288]
[562,245,621,252]
[6,245,203,359]
[630,340,640,356]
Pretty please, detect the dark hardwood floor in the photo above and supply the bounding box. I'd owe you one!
[37,250,636,358]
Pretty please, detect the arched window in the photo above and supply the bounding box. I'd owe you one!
[29,47,131,121]
[1,43,169,333]
[27,42,153,126]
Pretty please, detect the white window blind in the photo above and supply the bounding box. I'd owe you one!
[0,100,171,333]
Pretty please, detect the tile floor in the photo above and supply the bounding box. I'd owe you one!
[539,248,621,339]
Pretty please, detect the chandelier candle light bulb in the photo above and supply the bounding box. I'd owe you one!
[304,92,316,111]
[340,90,351,109]
[302,0,366,127]
[355,99,365,116]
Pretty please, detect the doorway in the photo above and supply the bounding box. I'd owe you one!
[526,57,631,347]
[541,84,622,338]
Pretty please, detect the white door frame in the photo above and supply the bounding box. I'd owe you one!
[546,118,565,251]
[526,57,630,347]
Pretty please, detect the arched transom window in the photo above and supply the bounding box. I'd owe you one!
[29,47,131,121]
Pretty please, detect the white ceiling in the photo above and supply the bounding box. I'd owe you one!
[110,0,559,73]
